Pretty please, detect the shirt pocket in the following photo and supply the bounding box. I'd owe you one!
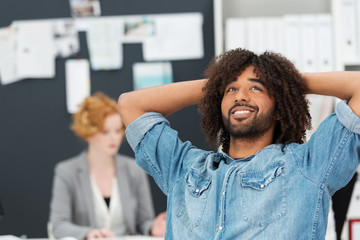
[239,161,287,228]
[175,169,212,231]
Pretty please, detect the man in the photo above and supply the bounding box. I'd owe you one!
[118,49,360,239]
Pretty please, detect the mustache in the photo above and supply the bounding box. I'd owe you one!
[228,103,259,116]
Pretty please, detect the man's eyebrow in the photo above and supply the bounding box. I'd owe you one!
[248,78,265,86]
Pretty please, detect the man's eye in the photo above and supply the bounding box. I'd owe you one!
[251,86,262,91]
[226,87,237,92]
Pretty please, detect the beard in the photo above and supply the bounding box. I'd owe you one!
[222,104,276,141]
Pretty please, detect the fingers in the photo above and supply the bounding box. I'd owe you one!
[99,228,116,237]
[158,211,167,220]
[86,228,116,239]
[151,212,167,237]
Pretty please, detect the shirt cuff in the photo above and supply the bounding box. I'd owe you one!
[125,112,169,151]
[335,100,360,134]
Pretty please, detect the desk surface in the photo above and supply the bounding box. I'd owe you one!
[0,236,164,240]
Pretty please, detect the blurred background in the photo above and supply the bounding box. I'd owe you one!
[0,0,359,239]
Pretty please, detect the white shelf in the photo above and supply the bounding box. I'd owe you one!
[214,0,360,71]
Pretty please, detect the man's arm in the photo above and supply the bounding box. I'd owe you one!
[118,79,207,127]
[303,72,360,117]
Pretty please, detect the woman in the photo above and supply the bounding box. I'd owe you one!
[49,92,165,239]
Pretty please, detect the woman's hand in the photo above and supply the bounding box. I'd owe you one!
[86,228,116,239]
[150,211,167,237]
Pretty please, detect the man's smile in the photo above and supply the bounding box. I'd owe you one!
[229,104,258,120]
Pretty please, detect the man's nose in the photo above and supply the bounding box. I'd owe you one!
[235,88,250,102]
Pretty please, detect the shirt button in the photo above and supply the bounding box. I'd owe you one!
[219,226,223,230]
[195,189,199,193]
[222,191,225,195]
[260,184,264,188]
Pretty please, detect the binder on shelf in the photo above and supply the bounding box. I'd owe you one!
[340,0,358,61]
[357,0,360,61]
[246,17,266,54]
[300,14,317,72]
[225,18,246,51]
[264,17,284,54]
[316,14,334,72]
[283,15,302,71]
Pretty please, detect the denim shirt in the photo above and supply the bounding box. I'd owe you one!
[126,101,360,240]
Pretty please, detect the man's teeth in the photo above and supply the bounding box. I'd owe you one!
[233,110,250,114]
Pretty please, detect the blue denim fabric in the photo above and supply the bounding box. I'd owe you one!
[126,101,360,240]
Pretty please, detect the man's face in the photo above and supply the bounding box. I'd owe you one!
[221,66,277,140]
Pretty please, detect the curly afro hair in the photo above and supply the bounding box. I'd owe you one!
[198,48,312,153]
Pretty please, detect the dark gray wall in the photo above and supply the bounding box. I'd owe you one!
[0,0,215,237]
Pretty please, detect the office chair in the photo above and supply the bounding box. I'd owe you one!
[0,198,4,219]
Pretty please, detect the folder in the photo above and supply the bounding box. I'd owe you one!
[300,15,317,72]
[357,0,360,60]
[340,0,358,61]
[225,18,246,51]
[316,14,334,72]
[246,17,266,54]
[283,15,302,70]
[264,17,284,54]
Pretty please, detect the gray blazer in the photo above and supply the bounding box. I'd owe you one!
[49,152,155,240]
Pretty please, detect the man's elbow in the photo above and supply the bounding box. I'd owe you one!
[118,93,132,118]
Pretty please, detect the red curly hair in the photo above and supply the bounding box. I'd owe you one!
[70,92,123,140]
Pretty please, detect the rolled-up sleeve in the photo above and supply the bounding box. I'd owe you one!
[125,112,206,196]
[336,100,360,134]
[126,112,169,151]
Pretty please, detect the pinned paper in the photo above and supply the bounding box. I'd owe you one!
[86,19,123,70]
[65,59,91,113]
[53,19,80,58]
[132,62,173,90]
[123,16,156,43]
[69,0,101,17]
[13,20,56,79]
[143,13,204,61]
[0,26,19,85]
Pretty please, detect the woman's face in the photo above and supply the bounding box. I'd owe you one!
[87,114,123,156]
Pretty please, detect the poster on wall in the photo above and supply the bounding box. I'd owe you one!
[53,19,80,58]
[86,18,123,70]
[142,13,204,61]
[13,20,56,80]
[65,59,91,114]
[0,26,18,85]
[123,16,156,43]
[132,61,173,90]
[69,0,101,17]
